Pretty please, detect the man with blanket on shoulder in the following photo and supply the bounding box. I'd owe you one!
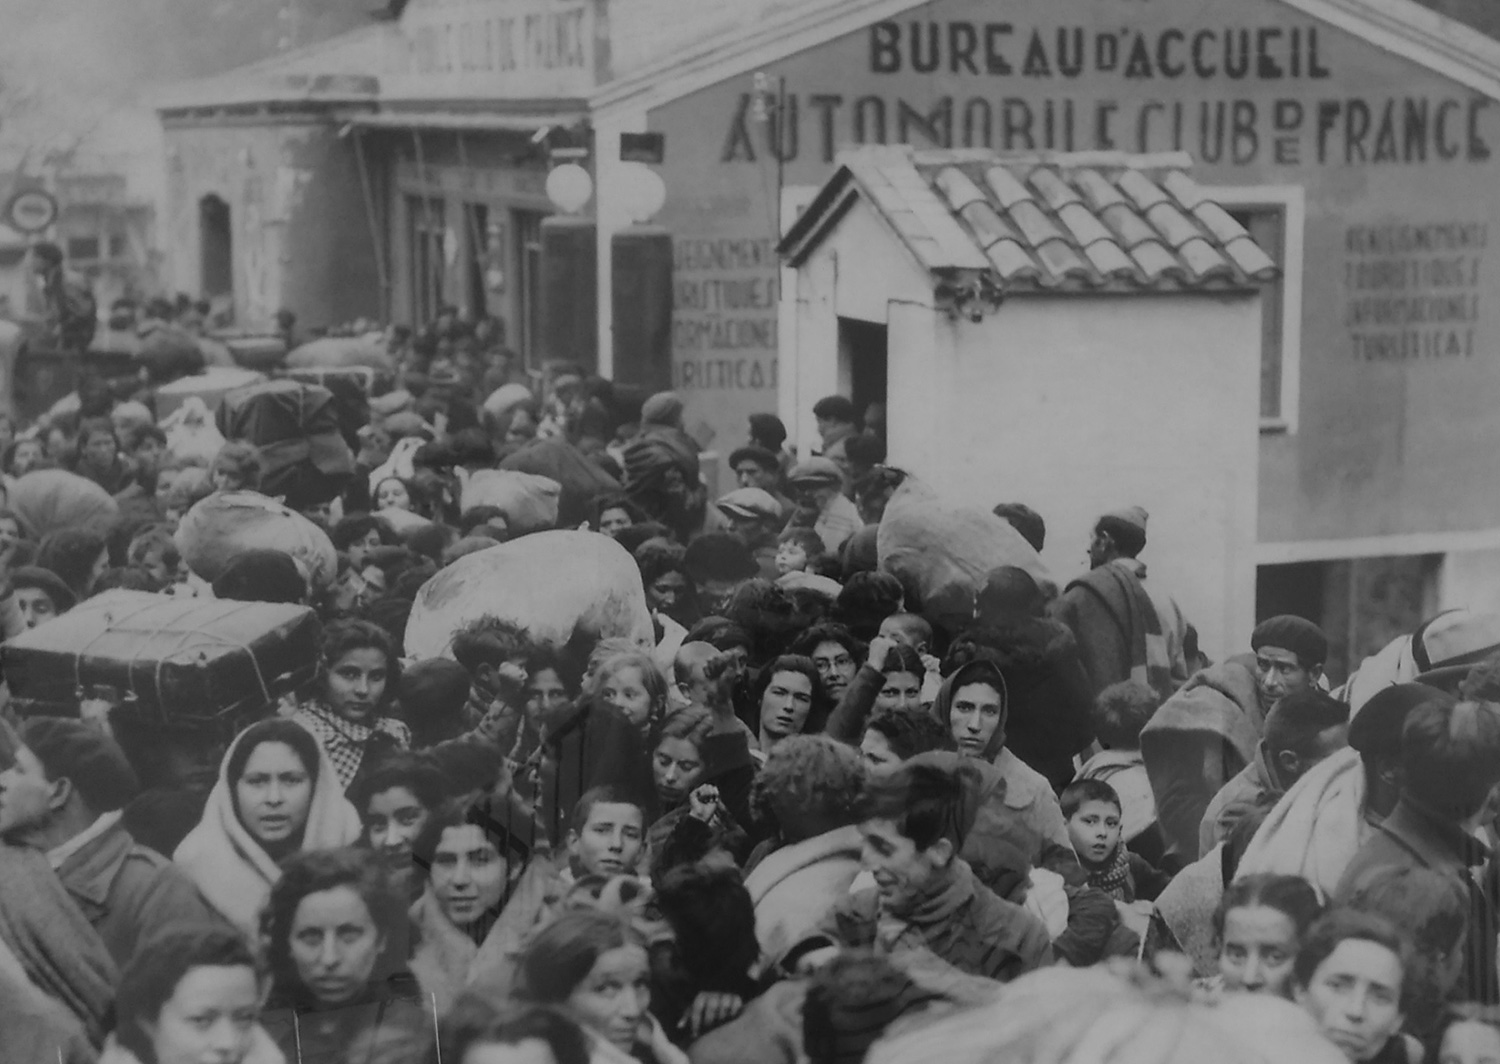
[1056,507,1189,700]
[1139,616,1327,864]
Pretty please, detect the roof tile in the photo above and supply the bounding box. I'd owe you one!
[783,146,1281,293]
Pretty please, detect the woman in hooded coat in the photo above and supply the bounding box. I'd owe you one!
[966,566,1096,791]
[173,719,363,937]
[930,659,1073,862]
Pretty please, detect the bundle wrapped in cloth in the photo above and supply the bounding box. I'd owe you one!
[404,530,654,660]
[176,490,338,591]
[459,469,562,535]
[876,474,1052,631]
[9,469,118,539]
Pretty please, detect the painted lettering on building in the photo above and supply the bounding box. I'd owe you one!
[385,0,595,100]
[1343,222,1487,362]
[672,237,779,391]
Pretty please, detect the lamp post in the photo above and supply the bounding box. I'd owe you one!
[540,155,598,375]
[611,161,672,394]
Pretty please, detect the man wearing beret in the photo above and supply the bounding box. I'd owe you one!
[1140,614,1329,864]
[0,718,222,967]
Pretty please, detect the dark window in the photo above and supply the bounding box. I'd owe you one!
[1228,207,1287,421]
[407,196,446,326]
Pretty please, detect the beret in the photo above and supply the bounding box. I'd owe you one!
[728,445,781,472]
[21,717,139,813]
[10,566,77,612]
[1349,682,1450,757]
[211,549,306,604]
[1251,615,1328,668]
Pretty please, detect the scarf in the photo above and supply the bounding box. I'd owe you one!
[174,728,362,936]
[293,702,411,792]
[1234,745,1370,899]
[1064,561,1172,694]
[408,888,493,1016]
[1086,844,1134,903]
[0,842,118,1047]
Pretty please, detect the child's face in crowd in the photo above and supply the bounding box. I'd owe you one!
[1066,799,1122,867]
[600,665,654,730]
[567,802,644,877]
[774,541,808,575]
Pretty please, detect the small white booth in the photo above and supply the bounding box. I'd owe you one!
[777,146,1278,661]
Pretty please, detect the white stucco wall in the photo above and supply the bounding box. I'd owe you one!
[933,292,1263,662]
[782,196,1264,660]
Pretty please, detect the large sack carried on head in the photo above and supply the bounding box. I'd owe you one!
[176,490,338,590]
[498,437,621,528]
[405,530,653,660]
[877,474,1051,631]
[10,469,119,539]
[460,469,561,535]
[285,336,396,373]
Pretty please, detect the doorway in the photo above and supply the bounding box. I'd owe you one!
[199,195,232,299]
[838,316,888,429]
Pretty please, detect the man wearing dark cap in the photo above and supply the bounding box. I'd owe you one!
[1055,505,1189,700]
[0,718,220,966]
[210,548,308,605]
[9,566,76,633]
[1251,614,1327,709]
[1139,613,1329,863]
[730,443,794,517]
[1199,689,1349,854]
[1336,697,1500,1005]
[788,457,862,555]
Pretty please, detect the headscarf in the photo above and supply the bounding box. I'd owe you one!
[174,724,361,936]
[930,660,1010,761]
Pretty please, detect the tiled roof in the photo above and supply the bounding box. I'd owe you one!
[780,145,1278,293]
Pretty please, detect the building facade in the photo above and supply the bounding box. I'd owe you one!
[160,0,1500,674]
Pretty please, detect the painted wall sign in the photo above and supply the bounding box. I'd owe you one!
[647,0,1500,547]
[382,0,596,102]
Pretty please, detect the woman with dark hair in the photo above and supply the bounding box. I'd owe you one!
[292,619,412,794]
[349,753,448,901]
[1293,909,1415,1064]
[822,636,923,743]
[35,526,109,602]
[637,540,697,631]
[517,909,687,1064]
[174,719,361,936]
[408,798,533,1011]
[331,515,399,568]
[751,654,825,757]
[1208,873,1325,1000]
[73,418,132,494]
[260,847,424,1064]
[436,996,591,1064]
[1428,1006,1500,1064]
[103,925,277,1064]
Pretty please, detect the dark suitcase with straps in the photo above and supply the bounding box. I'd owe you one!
[1,590,321,729]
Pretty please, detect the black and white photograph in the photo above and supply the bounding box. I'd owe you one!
[0,0,1499,1062]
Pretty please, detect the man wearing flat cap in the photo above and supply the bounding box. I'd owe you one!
[787,457,862,555]
[1140,613,1330,864]
[1056,506,1191,700]
[715,487,786,580]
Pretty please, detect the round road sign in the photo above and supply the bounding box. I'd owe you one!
[5,189,59,234]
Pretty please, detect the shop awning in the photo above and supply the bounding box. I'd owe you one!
[340,111,588,133]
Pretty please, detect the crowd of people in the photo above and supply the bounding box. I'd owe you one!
[1,300,1499,1064]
